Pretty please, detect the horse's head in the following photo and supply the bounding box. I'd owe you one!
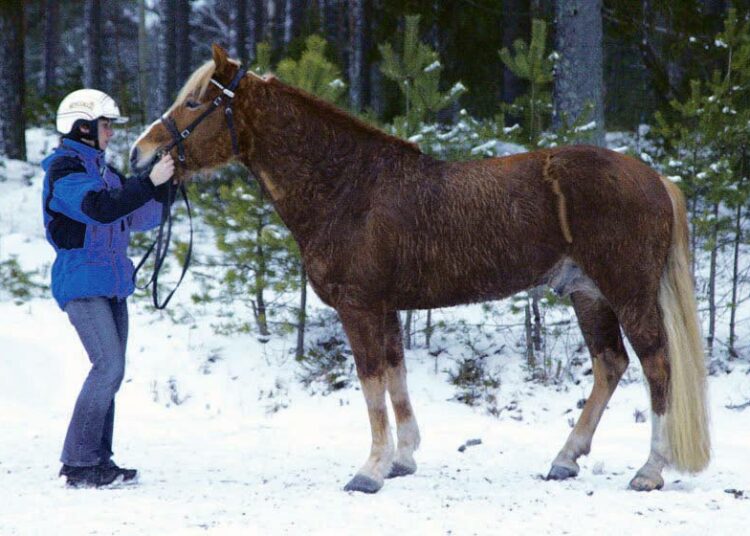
[130,44,251,180]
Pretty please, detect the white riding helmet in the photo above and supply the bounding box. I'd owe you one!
[56,89,129,134]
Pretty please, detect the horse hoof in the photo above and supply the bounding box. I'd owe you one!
[386,462,416,479]
[546,464,578,481]
[629,474,664,492]
[344,474,382,494]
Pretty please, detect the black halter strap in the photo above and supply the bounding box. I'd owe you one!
[160,66,247,166]
[134,66,247,310]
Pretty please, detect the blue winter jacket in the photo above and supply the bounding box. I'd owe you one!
[42,138,164,309]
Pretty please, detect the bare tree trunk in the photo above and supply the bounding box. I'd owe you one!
[690,194,698,279]
[176,0,191,85]
[254,259,270,339]
[729,200,741,359]
[296,268,308,360]
[531,287,543,353]
[729,155,745,359]
[138,0,149,123]
[525,297,536,373]
[283,0,305,48]
[404,310,413,350]
[254,287,269,339]
[0,1,26,160]
[320,0,338,47]
[250,0,264,61]
[253,191,270,339]
[158,0,178,111]
[553,0,605,145]
[368,0,384,116]
[42,0,60,97]
[265,0,281,52]
[502,0,530,105]
[110,5,131,124]
[236,0,248,63]
[689,147,699,280]
[707,202,719,359]
[348,0,365,110]
[425,309,433,350]
[336,0,349,83]
[84,0,104,89]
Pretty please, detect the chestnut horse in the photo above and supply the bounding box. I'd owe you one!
[132,45,710,493]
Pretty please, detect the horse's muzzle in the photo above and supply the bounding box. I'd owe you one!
[130,147,158,176]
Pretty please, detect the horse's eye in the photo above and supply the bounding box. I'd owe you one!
[185,100,201,109]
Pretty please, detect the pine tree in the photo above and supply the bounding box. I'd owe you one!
[652,8,750,362]
[275,35,347,103]
[499,18,553,144]
[194,37,347,346]
[252,42,273,75]
[377,14,467,347]
[191,171,301,340]
[378,14,466,137]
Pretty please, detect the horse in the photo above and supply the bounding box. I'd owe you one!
[131,44,710,494]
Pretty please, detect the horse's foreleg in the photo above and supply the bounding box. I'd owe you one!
[385,359,421,478]
[548,292,629,480]
[378,311,420,479]
[339,309,395,494]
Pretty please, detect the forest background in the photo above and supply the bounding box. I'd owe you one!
[1,0,750,402]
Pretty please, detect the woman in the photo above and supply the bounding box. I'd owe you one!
[42,89,174,488]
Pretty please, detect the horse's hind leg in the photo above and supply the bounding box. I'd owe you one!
[338,308,397,494]
[383,312,420,478]
[617,301,671,491]
[547,291,629,480]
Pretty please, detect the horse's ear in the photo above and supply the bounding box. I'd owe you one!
[211,43,229,71]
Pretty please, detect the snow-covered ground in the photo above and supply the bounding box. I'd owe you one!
[1,130,749,535]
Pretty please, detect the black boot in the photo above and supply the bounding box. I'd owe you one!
[101,460,138,482]
[59,464,122,488]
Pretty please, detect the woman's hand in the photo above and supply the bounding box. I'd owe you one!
[149,154,175,187]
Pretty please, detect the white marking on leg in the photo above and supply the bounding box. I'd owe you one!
[356,376,394,483]
[630,413,669,490]
[647,413,670,468]
[386,363,420,471]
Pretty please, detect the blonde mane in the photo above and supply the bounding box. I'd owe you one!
[169,58,241,111]
[170,58,420,154]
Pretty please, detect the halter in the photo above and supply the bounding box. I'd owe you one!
[160,65,247,165]
[134,65,247,310]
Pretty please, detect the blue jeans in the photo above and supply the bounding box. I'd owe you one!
[61,297,128,467]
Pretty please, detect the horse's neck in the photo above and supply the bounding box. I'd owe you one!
[243,89,419,247]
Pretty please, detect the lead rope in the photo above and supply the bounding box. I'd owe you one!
[132,181,194,310]
[133,65,246,309]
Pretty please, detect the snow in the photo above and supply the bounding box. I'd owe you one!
[1,128,749,535]
[424,61,441,73]
[450,82,467,96]
[470,140,498,155]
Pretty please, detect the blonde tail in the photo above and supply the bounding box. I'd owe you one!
[659,177,711,473]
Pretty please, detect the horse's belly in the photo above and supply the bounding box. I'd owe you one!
[388,258,550,311]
